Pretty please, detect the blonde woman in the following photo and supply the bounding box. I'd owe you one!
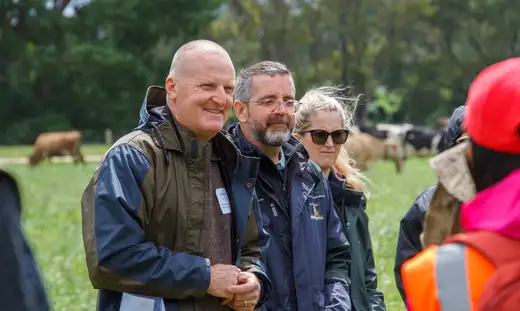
[294,86,386,311]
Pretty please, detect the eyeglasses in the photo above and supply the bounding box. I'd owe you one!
[300,129,349,145]
[244,99,299,114]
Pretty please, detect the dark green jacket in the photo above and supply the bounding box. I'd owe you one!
[328,172,386,311]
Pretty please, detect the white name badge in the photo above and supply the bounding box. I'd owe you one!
[119,293,165,311]
[216,188,231,214]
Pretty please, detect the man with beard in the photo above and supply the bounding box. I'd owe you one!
[228,61,351,311]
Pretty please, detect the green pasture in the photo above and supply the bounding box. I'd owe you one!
[6,158,435,311]
[0,144,109,158]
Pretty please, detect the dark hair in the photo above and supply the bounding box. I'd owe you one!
[438,106,465,153]
[469,140,520,192]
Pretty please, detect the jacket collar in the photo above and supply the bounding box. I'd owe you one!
[227,122,321,183]
[135,85,240,161]
[328,171,366,209]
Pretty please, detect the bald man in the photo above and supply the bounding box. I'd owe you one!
[81,40,271,311]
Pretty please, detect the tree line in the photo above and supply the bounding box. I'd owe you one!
[2,0,519,144]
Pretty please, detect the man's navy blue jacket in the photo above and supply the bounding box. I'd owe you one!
[228,124,351,311]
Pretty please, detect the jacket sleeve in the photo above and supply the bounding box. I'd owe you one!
[0,173,50,311]
[361,212,386,311]
[81,144,211,299]
[394,188,432,302]
[239,193,271,308]
[324,185,352,311]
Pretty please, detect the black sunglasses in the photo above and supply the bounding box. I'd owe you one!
[300,129,349,145]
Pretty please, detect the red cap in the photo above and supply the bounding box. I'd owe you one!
[464,57,520,154]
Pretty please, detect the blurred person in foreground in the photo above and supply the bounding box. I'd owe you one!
[402,57,520,311]
[228,61,351,310]
[393,105,469,301]
[81,40,270,311]
[294,86,386,311]
[0,169,50,311]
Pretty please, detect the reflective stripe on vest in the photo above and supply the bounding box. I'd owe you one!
[436,244,471,311]
[402,243,496,311]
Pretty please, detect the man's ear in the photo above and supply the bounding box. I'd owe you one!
[234,100,248,123]
[165,76,177,103]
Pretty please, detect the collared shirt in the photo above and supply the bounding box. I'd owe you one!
[276,150,286,171]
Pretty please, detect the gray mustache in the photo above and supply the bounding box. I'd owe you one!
[266,119,289,126]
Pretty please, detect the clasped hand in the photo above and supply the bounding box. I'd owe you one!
[206,264,261,311]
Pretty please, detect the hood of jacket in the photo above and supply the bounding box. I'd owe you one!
[461,168,520,239]
[438,106,465,153]
[136,86,172,131]
[328,171,365,209]
[134,86,244,164]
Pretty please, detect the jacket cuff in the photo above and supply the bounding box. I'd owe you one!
[191,257,211,298]
[252,271,271,308]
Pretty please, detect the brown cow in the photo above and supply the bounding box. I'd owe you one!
[28,131,85,166]
[343,131,404,173]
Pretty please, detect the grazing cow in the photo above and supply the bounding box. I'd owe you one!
[376,123,414,140]
[375,123,413,146]
[28,131,85,166]
[357,124,389,140]
[403,126,443,158]
[344,131,404,173]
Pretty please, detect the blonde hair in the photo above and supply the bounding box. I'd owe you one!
[295,85,369,194]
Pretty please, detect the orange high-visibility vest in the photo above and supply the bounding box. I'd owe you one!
[401,243,496,311]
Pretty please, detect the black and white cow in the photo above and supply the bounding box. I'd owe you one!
[403,126,444,157]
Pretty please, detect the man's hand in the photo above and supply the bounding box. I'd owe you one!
[225,272,261,311]
[207,264,241,299]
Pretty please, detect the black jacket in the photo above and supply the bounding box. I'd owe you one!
[0,170,50,311]
[329,172,386,311]
[393,186,436,301]
[394,105,466,302]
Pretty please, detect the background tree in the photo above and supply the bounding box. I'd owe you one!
[2,0,519,144]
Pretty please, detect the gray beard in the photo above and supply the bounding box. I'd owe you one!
[250,124,291,147]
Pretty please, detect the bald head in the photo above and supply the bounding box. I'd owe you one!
[164,39,235,142]
[168,40,233,78]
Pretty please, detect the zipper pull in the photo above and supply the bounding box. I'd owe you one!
[270,203,278,217]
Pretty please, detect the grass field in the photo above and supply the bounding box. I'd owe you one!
[0,144,109,158]
[5,156,436,311]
